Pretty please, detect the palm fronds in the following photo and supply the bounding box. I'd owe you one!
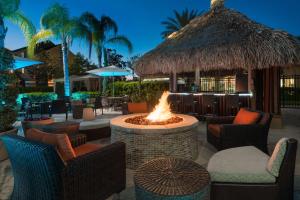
[6,11,36,43]
[27,29,53,58]
[106,35,133,53]
[161,9,202,38]
[0,0,20,17]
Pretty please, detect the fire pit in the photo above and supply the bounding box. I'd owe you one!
[111,92,199,169]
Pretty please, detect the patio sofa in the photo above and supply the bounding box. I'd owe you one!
[1,131,126,200]
[206,108,273,153]
[207,138,297,200]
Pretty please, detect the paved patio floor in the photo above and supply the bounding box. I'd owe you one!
[0,108,300,200]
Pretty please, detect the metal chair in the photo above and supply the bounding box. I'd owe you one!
[49,100,69,120]
[93,97,104,115]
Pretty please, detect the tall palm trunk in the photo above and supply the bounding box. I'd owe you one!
[96,49,102,68]
[102,48,109,94]
[0,17,7,48]
[62,40,71,97]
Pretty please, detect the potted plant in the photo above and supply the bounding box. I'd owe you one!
[0,49,19,161]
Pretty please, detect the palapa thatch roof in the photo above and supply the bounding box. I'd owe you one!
[134,6,300,77]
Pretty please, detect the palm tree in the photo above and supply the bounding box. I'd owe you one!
[77,12,132,68]
[28,3,78,97]
[161,9,201,39]
[0,0,35,48]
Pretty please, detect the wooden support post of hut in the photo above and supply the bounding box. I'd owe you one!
[195,67,200,89]
[172,71,177,92]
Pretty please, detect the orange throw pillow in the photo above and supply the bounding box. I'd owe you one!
[233,108,261,125]
[26,128,76,161]
[128,102,148,113]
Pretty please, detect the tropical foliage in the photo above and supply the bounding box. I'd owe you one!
[70,53,96,76]
[77,12,133,67]
[0,49,18,131]
[161,9,201,38]
[28,3,78,97]
[0,0,35,48]
[106,81,169,106]
[16,92,57,107]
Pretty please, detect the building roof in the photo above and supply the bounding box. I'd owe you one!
[134,6,300,77]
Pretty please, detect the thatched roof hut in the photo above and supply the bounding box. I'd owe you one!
[134,1,300,77]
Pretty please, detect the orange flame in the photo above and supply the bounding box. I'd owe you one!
[146,91,173,122]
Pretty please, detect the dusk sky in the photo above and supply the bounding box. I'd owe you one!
[4,0,300,64]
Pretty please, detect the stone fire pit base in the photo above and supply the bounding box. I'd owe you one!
[110,114,199,169]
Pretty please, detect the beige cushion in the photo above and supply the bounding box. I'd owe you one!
[267,138,288,177]
[207,146,276,183]
[79,119,110,131]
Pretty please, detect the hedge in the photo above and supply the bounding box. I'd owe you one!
[15,81,170,108]
[71,91,102,100]
[19,87,54,93]
[106,81,169,106]
[16,92,58,106]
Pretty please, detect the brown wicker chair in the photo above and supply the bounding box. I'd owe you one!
[2,134,126,200]
[209,138,297,200]
[206,109,273,153]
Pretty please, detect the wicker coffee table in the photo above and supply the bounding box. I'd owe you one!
[134,158,210,200]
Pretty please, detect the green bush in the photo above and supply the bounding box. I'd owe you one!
[0,106,17,132]
[106,81,169,106]
[71,91,101,100]
[19,86,54,93]
[16,92,58,106]
[0,48,18,132]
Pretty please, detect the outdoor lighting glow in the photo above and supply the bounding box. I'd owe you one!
[146,91,174,122]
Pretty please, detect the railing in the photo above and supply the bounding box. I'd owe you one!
[281,75,300,108]
[199,77,236,93]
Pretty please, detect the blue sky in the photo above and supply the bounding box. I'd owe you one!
[4,0,300,64]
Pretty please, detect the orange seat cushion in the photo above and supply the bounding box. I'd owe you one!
[208,124,222,137]
[128,102,148,113]
[74,143,101,157]
[233,108,261,125]
[26,128,76,161]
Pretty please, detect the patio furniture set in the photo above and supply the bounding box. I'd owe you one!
[0,105,298,200]
[21,96,127,120]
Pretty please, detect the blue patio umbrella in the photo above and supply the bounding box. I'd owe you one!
[87,66,131,96]
[13,56,43,70]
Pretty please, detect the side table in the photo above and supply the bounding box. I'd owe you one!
[134,158,210,200]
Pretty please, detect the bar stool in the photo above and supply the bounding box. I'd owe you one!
[225,95,240,116]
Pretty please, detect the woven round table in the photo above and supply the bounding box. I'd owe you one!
[134,158,210,200]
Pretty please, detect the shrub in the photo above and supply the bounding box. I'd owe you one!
[16,92,58,107]
[71,91,101,100]
[0,49,18,132]
[106,81,169,106]
[19,86,54,93]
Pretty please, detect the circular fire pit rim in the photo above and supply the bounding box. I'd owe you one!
[110,113,199,135]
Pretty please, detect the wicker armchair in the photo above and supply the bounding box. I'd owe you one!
[1,134,126,200]
[206,109,273,153]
